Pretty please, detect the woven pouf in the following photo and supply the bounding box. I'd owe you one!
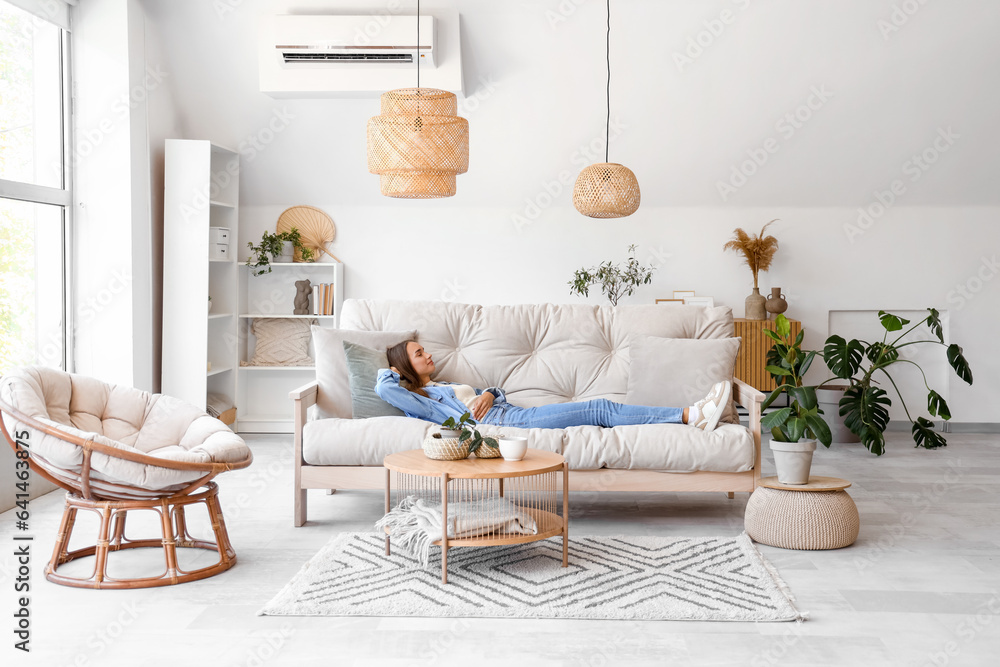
[745,486,860,550]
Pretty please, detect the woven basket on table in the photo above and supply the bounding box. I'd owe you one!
[422,433,470,461]
[473,442,502,459]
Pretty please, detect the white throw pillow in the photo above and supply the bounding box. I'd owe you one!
[248,318,314,367]
[313,327,417,419]
[626,334,741,424]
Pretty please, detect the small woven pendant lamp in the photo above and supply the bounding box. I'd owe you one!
[573,0,640,218]
[367,1,469,198]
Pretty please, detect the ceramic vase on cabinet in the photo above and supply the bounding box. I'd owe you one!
[745,288,767,320]
[765,287,788,317]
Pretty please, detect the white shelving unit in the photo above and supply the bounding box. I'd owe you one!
[162,140,239,416]
[236,261,343,433]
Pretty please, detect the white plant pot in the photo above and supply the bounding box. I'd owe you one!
[498,436,528,461]
[438,428,461,439]
[769,438,817,485]
[277,241,294,262]
[816,386,861,444]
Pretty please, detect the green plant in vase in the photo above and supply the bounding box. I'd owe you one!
[246,227,315,276]
[568,244,656,306]
[822,309,973,456]
[440,412,499,456]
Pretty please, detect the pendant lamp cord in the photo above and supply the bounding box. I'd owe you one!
[417,0,421,90]
[605,0,610,163]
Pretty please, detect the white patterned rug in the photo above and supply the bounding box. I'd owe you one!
[259,533,803,622]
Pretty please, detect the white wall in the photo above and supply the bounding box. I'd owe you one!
[136,0,999,423]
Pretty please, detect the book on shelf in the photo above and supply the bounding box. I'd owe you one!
[310,283,335,316]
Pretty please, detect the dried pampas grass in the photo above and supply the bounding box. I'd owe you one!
[723,220,779,289]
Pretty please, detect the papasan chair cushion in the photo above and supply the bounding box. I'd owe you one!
[0,366,251,497]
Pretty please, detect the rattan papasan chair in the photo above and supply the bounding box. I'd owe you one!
[0,366,253,589]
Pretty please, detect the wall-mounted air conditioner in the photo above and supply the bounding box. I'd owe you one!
[259,12,463,98]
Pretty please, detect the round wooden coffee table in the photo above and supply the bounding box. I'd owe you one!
[745,476,860,550]
[383,449,569,583]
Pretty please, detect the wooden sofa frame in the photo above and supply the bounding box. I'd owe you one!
[290,379,764,526]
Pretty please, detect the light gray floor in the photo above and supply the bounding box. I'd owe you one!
[1,432,998,666]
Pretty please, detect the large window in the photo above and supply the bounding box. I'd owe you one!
[0,0,70,373]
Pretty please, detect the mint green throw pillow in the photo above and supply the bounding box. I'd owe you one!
[342,341,405,418]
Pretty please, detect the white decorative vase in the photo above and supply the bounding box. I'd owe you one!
[498,436,528,461]
[277,241,294,262]
[770,438,816,485]
[438,428,461,440]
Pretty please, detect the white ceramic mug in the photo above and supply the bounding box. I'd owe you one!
[498,436,528,461]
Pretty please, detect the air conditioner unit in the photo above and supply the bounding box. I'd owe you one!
[273,15,435,68]
[259,13,463,98]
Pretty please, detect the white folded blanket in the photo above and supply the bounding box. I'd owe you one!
[375,495,538,567]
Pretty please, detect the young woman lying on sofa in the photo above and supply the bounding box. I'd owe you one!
[375,340,732,432]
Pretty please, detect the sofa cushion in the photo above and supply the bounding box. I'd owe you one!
[626,334,741,424]
[302,417,753,472]
[339,300,735,409]
[313,327,416,419]
[343,341,405,418]
[248,318,314,367]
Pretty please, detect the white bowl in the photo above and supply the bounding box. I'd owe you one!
[498,436,528,461]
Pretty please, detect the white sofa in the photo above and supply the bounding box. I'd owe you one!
[290,299,763,526]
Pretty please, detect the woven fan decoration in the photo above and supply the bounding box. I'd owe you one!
[366,0,469,199]
[573,0,640,218]
[276,205,340,262]
[573,163,641,218]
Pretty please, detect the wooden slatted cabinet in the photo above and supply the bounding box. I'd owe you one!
[733,317,802,392]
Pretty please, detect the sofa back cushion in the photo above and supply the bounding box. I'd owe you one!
[338,300,735,409]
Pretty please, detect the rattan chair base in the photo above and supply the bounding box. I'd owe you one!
[46,482,237,589]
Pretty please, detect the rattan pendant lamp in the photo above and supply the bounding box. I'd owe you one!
[367,0,469,198]
[573,0,640,218]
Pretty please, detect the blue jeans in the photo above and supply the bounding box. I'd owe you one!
[481,399,683,430]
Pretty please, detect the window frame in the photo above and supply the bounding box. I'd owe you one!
[0,9,73,371]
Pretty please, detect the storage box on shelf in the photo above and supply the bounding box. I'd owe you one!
[162,140,239,424]
[236,261,343,433]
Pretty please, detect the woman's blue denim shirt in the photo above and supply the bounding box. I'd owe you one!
[374,368,506,424]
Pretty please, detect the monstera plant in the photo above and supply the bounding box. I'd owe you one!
[822,308,973,456]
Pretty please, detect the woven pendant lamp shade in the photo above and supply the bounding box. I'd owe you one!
[367,88,469,199]
[573,163,641,218]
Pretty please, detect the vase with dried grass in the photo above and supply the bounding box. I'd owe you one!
[723,220,780,320]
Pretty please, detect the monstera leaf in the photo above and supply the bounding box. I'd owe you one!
[927,390,951,420]
[866,341,899,365]
[840,385,891,456]
[912,416,947,449]
[878,310,910,332]
[926,308,945,343]
[823,335,864,379]
[947,344,973,385]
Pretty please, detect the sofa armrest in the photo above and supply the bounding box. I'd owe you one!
[732,378,764,489]
[289,381,319,405]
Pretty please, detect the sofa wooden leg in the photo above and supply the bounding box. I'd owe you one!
[294,488,307,527]
[727,492,735,499]
[325,489,336,495]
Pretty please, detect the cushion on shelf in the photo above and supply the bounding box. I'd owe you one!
[626,334,741,424]
[313,327,417,419]
[248,318,314,367]
[342,341,405,419]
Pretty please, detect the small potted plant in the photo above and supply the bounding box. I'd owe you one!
[761,314,833,484]
[822,308,973,456]
[568,244,656,306]
[423,412,500,460]
[246,227,315,276]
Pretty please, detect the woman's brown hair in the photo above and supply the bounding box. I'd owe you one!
[386,339,428,397]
